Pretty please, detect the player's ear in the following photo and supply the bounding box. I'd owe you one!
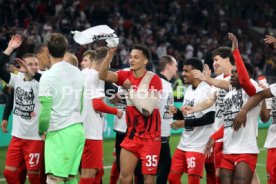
[144,58,148,65]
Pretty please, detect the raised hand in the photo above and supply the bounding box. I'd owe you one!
[228,32,238,51]
[4,34,22,55]
[191,69,205,81]
[264,35,276,44]
[203,64,211,78]
[8,34,22,50]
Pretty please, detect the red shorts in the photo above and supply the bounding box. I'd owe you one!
[220,153,258,173]
[81,139,103,169]
[120,137,161,175]
[170,148,205,177]
[5,136,44,171]
[214,141,223,169]
[267,148,276,184]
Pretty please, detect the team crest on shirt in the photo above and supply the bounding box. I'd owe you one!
[13,87,35,119]
[215,89,227,118]
[223,89,243,128]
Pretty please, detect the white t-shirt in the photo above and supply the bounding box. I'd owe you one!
[211,74,230,131]
[39,61,84,131]
[222,80,262,154]
[159,78,174,137]
[82,68,105,139]
[113,87,127,133]
[264,84,276,148]
[9,73,41,140]
[178,82,215,153]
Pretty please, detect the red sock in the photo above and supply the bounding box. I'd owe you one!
[168,172,182,184]
[188,175,200,184]
[28,173,41,184]
[17,164,27,184]
[4,169,21,184]
[216,176,221,184]
[94,169,104,184]
[79,177,95,184]
[205,163,216,184]
[110,161,119,184]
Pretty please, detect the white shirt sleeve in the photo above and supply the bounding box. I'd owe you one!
[270,84,276,97]
[8,73,17,88]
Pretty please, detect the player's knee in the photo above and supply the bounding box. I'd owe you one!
[27,171,41,184]
[81,168,97,178]
[168,172,181,184]
[119,173,132,183]
[143,175,155,184]
[4,168,18,182]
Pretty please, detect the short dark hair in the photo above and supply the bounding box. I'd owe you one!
[158,55,175,72]
[94,47,108,61]
[34,44,47,55]
[183,58,204,71]
[212,47,235,66]
[47,33,68,58]
[132,44,151,60]
[83,50,95,61]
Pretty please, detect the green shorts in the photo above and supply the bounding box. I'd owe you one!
[45,123,85,178]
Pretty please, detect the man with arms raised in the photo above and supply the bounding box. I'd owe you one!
[99,44,162,184]
[80,47,123,184]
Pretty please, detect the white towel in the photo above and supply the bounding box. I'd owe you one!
[71,25,119,47]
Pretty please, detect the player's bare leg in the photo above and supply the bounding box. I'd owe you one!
[144,174,155,184]
[119,148,139,184]
[234,162,254,184]
[251,171,260,184]
[219,168,233,184]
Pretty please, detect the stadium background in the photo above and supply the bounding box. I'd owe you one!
[0,0,276,183]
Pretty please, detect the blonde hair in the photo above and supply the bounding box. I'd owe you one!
[64,52,78,67]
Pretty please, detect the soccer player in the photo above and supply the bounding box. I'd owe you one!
[1,35,45,184]
[39,33,85,184]
[81,50,95,70]
[205,33,262,184]
[99,44,162,184]
[183,46,234,184]
[156,55,178,184]
[34,44,51,73]
[234,83,276,184]
[168,58,215,184]
[80,47,123,184]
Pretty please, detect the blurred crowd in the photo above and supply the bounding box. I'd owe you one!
[0,0,276,102]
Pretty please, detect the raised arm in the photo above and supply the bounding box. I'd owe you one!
[228,33,256,96]
[0,35,22,83]
[98,48,119,83]
[191,67,230,90]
